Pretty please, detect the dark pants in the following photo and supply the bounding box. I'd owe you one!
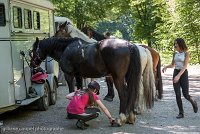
[173,69,193,114]
[67,107,100,122]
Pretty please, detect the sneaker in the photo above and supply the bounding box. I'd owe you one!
[76,120,87,129]
[84,122,89,127]
[176,113,184,119]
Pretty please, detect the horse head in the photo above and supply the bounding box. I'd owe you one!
[30,37,47,68]
[54,21,72,38]
[81,27,94,39]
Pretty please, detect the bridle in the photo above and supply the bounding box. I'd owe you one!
[30,41,43,67]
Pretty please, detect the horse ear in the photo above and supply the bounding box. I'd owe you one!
[33,37,39,50]
[59,21,67,29]
[36,37,39,42]
[64,21,67,26]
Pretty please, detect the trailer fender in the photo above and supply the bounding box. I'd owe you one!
[47,74,58,105]
[47,74,57,91]
[32,83,46,97]
[46,57,59,77]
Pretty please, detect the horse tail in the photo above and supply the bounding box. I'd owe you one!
[126,44,141,113]
[156,56,163,99]
[143,49,155,109]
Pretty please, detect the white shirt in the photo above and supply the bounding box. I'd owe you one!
[174,52,186,70]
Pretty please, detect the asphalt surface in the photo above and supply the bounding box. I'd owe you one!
[0,66,200,134]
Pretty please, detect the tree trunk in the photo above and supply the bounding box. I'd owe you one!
[147,37,152,48]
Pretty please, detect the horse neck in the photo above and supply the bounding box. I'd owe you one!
[40,38,68,61]
[92,31,106,41]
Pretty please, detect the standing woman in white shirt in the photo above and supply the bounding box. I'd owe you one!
[162,38,198,119]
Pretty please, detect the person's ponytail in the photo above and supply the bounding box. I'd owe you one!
[85,88,96,106]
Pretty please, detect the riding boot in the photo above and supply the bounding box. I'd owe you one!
[176,113,184,119]
[189,97,198,113]
[175,96,184,118]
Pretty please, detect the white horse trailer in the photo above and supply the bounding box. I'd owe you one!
[0,0,59,114]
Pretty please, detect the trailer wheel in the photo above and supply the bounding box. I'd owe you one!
[37,82,50,111]
[49,79,57,105]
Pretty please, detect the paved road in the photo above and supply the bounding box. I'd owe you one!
[0,66,200,134]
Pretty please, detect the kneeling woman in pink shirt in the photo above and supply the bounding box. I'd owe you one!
[66,81,115,129]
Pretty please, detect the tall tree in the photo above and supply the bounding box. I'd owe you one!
[51,0,126,29]
[129,0,168,47]
[176,0,200,64]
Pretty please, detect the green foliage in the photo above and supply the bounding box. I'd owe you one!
[176,0,200,64]
[129,0,167,47]
[51,0,200,64]
[51,0,128,28]
[160,51,173,65]
[96,12,134,40]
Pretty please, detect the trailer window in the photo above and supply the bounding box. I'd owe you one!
[0,3,6,26]
[24,9,32,29]
[33,11,40,30]
[13,6,22,28]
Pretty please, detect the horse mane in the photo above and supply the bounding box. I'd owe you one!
[92,29,106,41]
[39,37,81,51]
[81,27,106,41]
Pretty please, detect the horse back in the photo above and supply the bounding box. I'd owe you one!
[140,45,159,62]
[66,40,107,77]
[98,39,131,76]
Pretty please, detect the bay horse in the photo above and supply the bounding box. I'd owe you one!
[30,37,154,126]
[55,21,156,113]
[81,26,163,101]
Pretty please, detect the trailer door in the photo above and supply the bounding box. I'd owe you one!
[0,1,15,109]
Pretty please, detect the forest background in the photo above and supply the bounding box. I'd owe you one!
[51,0,200,65]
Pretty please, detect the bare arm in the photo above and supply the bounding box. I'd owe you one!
[66,92,75,100]
[162,53,175,73]
[96,100,114,123]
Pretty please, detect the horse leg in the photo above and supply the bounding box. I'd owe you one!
[104,76,114,102]
[75,76,83,89]
[64,73,75,93]
[155,56,163,99]
[59,57,75,93]
[113,77,128,126]
[153,55,159,100]
[126,111,136,124]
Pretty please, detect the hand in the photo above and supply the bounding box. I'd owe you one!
[109,117,115,124]
[173,75,180,83]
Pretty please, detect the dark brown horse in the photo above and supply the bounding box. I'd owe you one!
[30,37,155,126]
[81,26,163,101]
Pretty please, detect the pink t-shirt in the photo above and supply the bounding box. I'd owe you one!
[67,91,99,114]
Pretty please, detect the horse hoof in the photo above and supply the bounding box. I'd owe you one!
[126,121,133,124]
[126,112,136,124]
[111,120,121,127]
[103,96,113,102]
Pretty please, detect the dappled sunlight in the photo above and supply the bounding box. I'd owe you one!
[140,123,199,133]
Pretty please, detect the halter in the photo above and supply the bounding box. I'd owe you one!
[64,22,72,35]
